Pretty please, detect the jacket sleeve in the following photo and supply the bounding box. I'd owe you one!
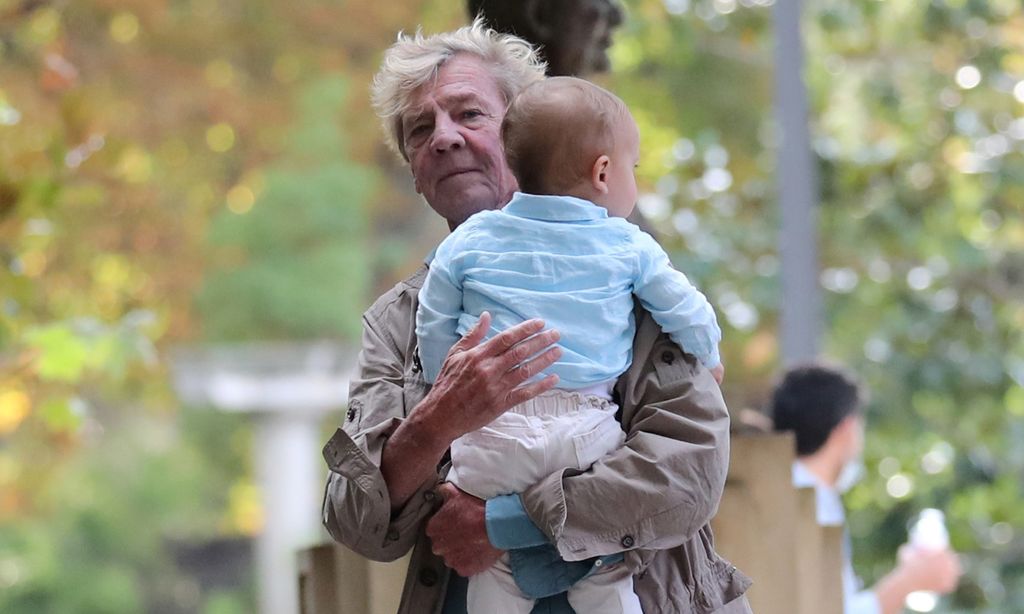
[321,312,437,562]
[632,230,722,369]
[518,306,731,562]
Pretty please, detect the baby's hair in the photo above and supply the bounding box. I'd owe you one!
[502,77,632,195]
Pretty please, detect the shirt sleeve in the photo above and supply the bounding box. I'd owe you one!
[416,236,465,384]
[631,229,722,369]
[485,494,550,550]
[847,590,882,614]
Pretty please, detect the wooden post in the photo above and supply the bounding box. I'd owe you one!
[297,544,409,614]
[298,544,340,614]
[713,433,801,613]
[713,433,844,614]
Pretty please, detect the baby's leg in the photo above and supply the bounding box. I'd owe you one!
[566,561,643,614]
[467,554,537,614]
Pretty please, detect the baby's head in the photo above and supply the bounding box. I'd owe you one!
[502,76,639,217]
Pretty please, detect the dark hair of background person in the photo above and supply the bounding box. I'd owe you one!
[770,364,865,457]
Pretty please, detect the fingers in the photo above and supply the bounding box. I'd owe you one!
[451,311,492,353]
[479,318,547,357]
[493,329,561,373]
[505,374,560,407]
[504,345,562,387]
[711,364,725,385]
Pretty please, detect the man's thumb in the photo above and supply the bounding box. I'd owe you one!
[436,482,459,502]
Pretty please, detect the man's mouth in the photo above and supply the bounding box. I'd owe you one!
[440,168,478,181]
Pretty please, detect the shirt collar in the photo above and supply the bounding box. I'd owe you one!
[502,192,609,222]
[792,460,846,526]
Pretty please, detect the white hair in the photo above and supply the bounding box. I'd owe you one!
[371,17,547,160]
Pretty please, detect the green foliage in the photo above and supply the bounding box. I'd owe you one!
[615,1,1023,610]
[0,407,253,613]
[197,76,375,341]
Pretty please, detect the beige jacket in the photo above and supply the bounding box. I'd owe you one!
[322,266,752,613]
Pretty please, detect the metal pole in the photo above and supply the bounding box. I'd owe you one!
[773,0,821,364]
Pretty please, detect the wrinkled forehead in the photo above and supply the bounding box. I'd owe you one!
[402,55,507,120]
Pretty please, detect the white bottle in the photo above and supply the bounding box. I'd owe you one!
[905,508,949,612]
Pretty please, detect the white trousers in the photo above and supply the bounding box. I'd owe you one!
[448,389,638,613]
[447,389,625,500]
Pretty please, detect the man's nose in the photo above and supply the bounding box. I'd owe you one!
[430,116,465,153]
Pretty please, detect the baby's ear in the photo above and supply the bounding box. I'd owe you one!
[591,155,611,194]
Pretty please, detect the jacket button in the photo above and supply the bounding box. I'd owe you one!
[346,407,356,422]
[660,351,675,364]
[386,528,400,542]
[418,568,438,587]
[423,490,437,503]
[621,535,635,548]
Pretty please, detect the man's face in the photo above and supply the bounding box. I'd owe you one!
[401,54,518,229]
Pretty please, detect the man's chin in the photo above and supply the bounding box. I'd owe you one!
[431,186,504,227]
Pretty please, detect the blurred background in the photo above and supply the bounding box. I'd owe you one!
[0,0,1021,612]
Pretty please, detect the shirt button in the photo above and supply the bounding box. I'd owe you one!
[660,351,675,364]
[594,559,603,567]
[418,568,439,587]
[621,535,635,548]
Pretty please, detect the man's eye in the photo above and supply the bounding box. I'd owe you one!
[462,109,483,120]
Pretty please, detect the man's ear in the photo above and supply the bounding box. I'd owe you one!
[831,414,861,455]
[591,155,611,194]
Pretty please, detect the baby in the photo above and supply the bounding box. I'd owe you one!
[416,77,723,614]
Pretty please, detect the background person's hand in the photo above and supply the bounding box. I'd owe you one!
[425,311,562,444]
[896,544,962,594]
[425,483,504,576]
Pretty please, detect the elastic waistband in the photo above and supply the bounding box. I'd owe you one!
[506,389,616,418]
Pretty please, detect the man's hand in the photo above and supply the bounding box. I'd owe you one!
[381,312,561,510]
[426,483,503,576]
[426,311,562,443]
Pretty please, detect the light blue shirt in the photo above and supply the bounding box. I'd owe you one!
[792,462,882,614]
[417,193,721,389]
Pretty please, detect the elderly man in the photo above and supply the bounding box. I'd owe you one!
[322,21,751,613]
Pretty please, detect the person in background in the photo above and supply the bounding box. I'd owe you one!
[770,363,962,614]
